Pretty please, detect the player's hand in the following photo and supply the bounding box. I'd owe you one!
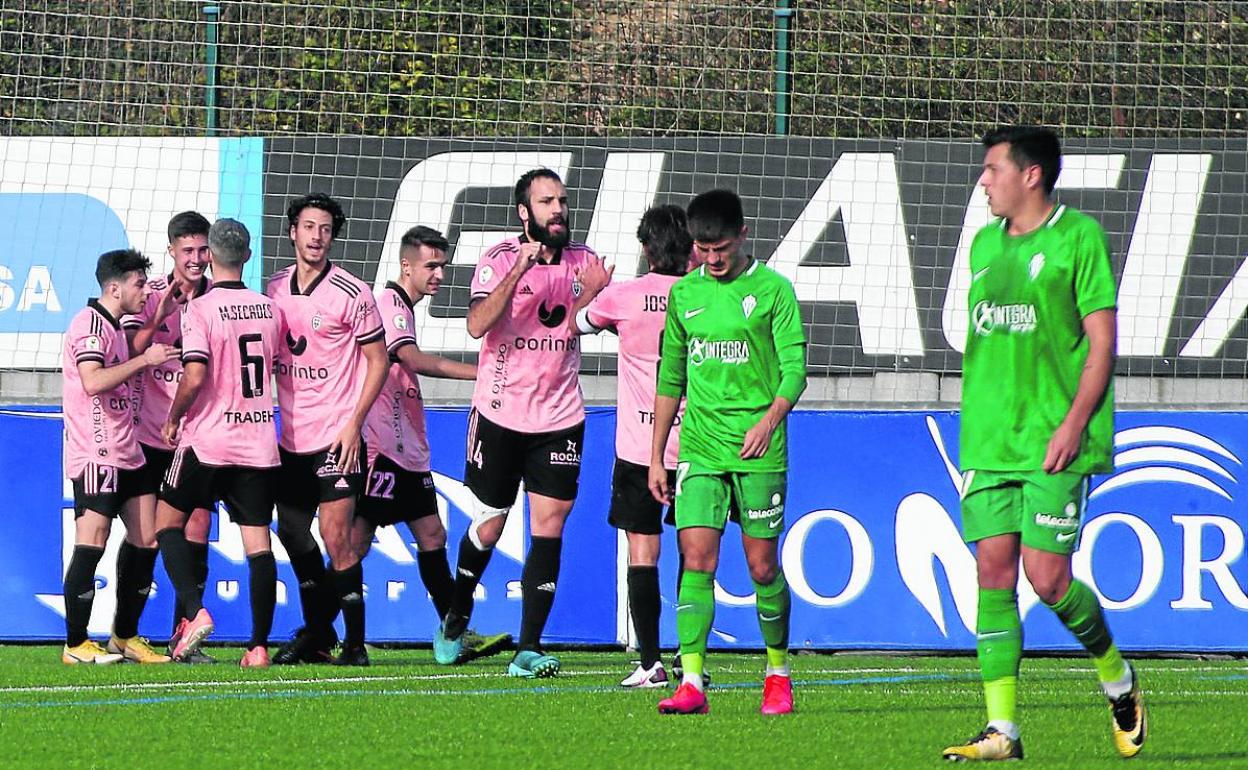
[514,241,543,275]
[329,423,362,474]
[161,419,181,447]
[154,283,182,323]
[142,343,179,366]
[740,416,778,459]
[575,256,614,298]
[648,461,671,505]
[1043,419,1082,473]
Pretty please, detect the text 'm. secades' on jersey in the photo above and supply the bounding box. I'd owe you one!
[469,236,596,434]
[178,281,283,468]
[266,262,384,454]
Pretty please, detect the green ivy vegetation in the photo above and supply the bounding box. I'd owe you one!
[0,1,1243,138]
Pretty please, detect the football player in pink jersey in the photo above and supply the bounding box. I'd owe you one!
[267,194,389,666]
[569,204,691,688]
[154,219,285,667]
[433,168,604,678]
[61,249,179,664]
[124,211,218,663]
[354,225,511,663]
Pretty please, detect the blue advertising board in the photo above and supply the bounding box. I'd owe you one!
[0,406,1244,650]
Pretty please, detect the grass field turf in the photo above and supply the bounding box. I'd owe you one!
[0,647,1243,769]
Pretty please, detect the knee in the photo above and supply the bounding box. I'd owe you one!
[416,528,447,552]
[276,521,315,553]
[1029,573,1071,606]
[681,545,717,573]
[977,560,1018,591]
[748,560,779,585]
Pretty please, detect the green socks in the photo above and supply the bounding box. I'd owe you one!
[754,572,791,673]
[676,569,715,679]
[1048,579,1127,684]
[977,588,1022,725]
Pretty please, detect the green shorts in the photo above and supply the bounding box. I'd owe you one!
[673,461,787,539]
[960,469,1089,555]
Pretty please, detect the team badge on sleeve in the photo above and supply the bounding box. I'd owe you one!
[394,314,408,330]
[84,335,101,351]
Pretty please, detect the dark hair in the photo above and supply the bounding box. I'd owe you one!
[514,168,564,207]
[400,225,450,253]
[637,205,692,277]
[167,210,210,243]
[286,193,346,237]
[95,248,151,288]
[686,189,745,243]
[982,125,1062,195]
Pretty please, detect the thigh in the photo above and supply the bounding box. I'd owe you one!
[673,462,733,532]
[463,409,524,508]
[609,458,665,536]
[522,421,584,502]
[1020,470,1087,555]
[730,470,788,540]
[960,470,1024,544]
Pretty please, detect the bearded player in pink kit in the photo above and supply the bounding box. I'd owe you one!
[569,204,691,688]
[61,248,179,664]
[353,225,510,663]
[153,219,285,666]
[433,168,606,678]
[124,211,218,663]
[267,194,389,666]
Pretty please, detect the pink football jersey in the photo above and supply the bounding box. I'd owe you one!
[364,283,432,472]
[267,262,384,453]
[584,272,682,468]
[62,300,145,478]
[469,237,592,433]
[178,282,282,467]
[122,274,210,448]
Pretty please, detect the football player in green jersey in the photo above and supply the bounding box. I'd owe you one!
[943,126,1146,762]
[648,189,806,716]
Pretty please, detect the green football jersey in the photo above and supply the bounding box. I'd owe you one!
[657,259,807,472]
[960,204,1118,474]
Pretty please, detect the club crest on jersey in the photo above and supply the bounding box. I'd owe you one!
[84,335,101,351]
[742,294,757,319]
[311,313,323,331]
[1029,252,1046,280]
[478,265,494,285]
[571,278,583,298]
[394,314,408,330]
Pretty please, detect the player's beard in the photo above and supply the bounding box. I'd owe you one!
[525,204,572,249]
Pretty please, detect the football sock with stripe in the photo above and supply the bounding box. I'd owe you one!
[676,569,715,688]
[754,572,791,675]
[1047,579,1127,684]
[416,547,454,621]
[627,565,661,668]
[64,545,105,647]
[518,536,562,652]
[330,562,365,647]
[446,535,494,638]
[157,528,205,620]
[247,551,277,649]
[977,588,1022,728]
[113,541,158,639]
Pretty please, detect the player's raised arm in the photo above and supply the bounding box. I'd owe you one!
[568,255,614,336]
[79,341,177,396]
[466,242,537,339]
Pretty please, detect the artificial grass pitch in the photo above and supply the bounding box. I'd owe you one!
[0,648,1243,769]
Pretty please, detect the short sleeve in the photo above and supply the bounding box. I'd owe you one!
[585,282,625,331]
[1074,221,1117,318]
[180,301,210,365]
[382,294,418,359]
[68,317,106,365]
[471,242,519,300]
[352,291,384,345]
